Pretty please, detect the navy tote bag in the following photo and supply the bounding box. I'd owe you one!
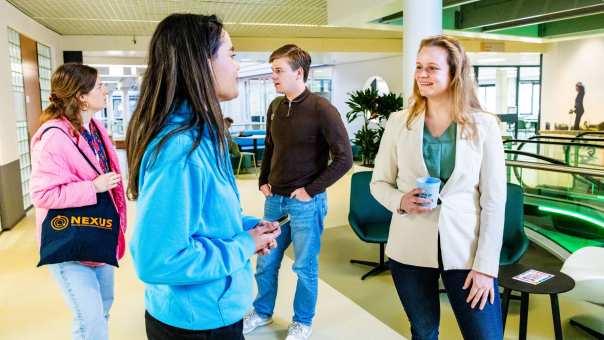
[37,127,120,267]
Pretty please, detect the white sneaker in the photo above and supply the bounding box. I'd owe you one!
[243,309,273,334]
[285,322,312,340]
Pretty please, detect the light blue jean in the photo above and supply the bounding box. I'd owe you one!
[48,262,115,340]
[253,192,328,326]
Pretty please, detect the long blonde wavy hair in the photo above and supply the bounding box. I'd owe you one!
[406,35,483,140]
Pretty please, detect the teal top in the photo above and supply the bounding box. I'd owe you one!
[423,123,457,189]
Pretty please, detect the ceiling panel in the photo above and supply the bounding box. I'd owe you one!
[7,0,403,38]
[8,0,327,22]
[7,0,369,36]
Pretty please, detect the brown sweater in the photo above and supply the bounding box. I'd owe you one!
[259,88,353,197]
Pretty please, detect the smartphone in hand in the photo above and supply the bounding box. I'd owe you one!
[276,215,290,227]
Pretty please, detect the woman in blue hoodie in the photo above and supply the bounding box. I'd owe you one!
[126,14,281,339]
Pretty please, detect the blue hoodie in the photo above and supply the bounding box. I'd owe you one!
[130,103,259,330]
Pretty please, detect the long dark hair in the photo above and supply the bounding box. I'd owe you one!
[126,14,227,200]
[41,63,98,135]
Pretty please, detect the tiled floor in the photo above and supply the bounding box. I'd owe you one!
[1,166,602,339]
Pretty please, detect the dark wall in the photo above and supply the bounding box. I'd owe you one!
[0,160,25,231]
[63,51,83,64]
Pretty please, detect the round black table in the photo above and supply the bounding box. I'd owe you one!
[499,263,575,340]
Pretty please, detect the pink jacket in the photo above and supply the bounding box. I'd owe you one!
[30,118,128,261]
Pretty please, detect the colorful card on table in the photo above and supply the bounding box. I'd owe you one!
[513,269,555,285]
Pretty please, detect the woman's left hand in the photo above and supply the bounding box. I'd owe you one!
[463,270,495,310]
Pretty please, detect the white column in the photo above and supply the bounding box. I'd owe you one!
[121,86,130,137]
[106,91,114,136]
[496,69,509,115]
[403,0,443,99]
[114,85,129,139]
[121,86,129,120]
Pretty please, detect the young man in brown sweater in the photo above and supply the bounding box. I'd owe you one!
[243,44,352,340]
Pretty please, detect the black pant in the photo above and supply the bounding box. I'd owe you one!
[145,311,245,340]
[573,110,584,130]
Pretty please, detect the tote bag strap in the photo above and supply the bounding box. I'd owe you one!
[41,126,101,176]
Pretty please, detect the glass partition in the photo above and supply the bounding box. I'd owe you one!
[508,159,604,256]
[475,64,541,139]
[8,27,31,209]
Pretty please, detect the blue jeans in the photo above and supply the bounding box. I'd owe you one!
[48,262,115,340]
[390,259,503,340]
[253,192,328,326]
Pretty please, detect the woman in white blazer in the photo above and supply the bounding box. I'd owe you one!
[371,35,506,340]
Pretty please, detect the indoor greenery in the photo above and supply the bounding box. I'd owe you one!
[346,88,404,166]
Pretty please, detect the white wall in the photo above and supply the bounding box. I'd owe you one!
[0,0,61,165]
[62,35,149,52]
[327,0,401,28]
[332,55,403,136]
[542,37,604,129]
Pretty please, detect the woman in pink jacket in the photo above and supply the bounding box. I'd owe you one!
[29,63,127,340]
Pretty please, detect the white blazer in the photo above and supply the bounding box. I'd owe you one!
[370,109,506,277]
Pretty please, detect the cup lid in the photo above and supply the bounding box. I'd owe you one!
[417,176,441,184]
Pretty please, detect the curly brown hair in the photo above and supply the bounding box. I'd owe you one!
[41,63,98,135]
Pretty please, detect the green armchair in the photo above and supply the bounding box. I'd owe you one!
[348,171,393,280]
[500,183,529,265]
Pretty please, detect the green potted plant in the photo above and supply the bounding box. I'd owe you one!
[346,89,403,166]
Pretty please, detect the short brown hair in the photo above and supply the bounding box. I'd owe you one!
[269,44,311,82]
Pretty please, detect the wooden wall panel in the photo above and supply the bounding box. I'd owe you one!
[19,34,42,139]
